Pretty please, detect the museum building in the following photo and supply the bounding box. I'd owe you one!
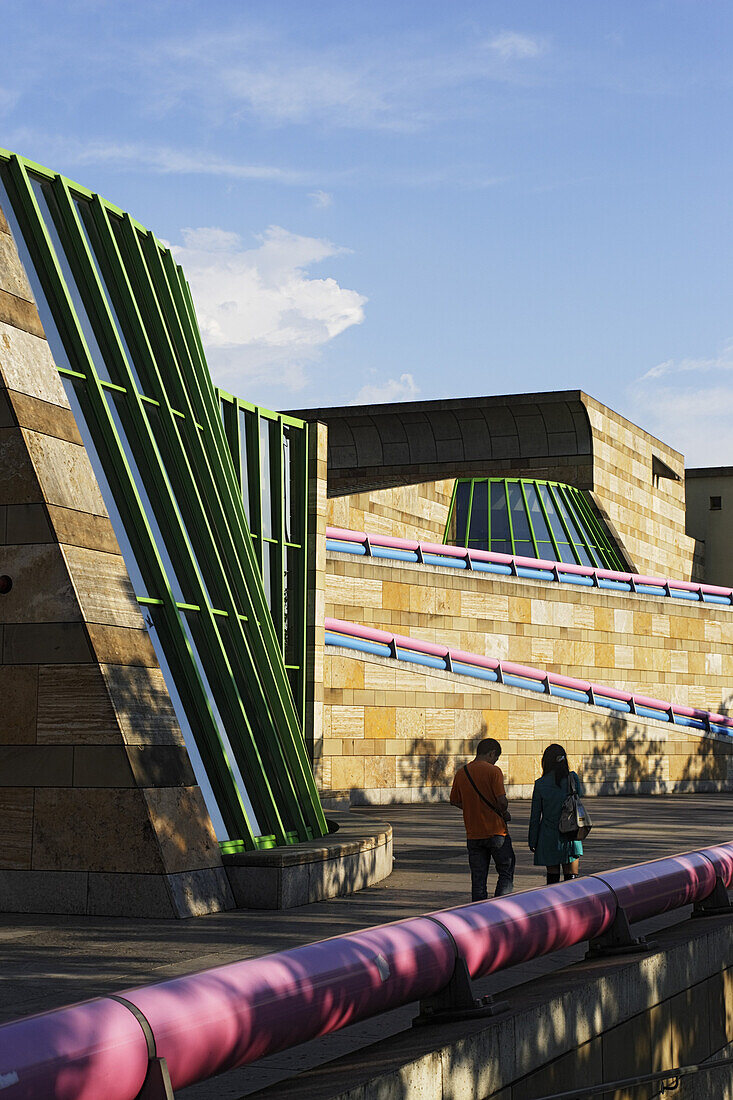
[0,148,730,917]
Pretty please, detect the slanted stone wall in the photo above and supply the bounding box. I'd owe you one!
[327,479,455,544]
[0,198,233,918]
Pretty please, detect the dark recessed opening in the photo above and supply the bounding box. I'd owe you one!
[0,575,13,595]
[710,496,722,511]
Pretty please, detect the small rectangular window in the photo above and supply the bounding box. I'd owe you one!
[710,496,722,511]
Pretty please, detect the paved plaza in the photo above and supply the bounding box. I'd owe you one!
[0,793,731,1097]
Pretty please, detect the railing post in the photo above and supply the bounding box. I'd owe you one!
[413,917,508,1025]
[135,1059,175,1100]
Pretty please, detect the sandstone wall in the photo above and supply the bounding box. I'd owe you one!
[583,393,698,579]
[326,554,733,718]
[320,648,733,805]
[327,479,455,544]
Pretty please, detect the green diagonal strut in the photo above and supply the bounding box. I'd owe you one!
[0,147,327,848]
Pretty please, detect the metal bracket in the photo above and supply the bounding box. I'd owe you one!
[110,995,175,1100]
[413,956,508,1026]
[136,1058,175,1100]
[363,536,373,556]
[586,904,655,958]
[692,876,733,918]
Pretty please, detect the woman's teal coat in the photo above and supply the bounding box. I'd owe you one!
[528,772,584,867]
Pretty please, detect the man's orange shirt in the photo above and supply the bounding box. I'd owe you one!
[450,760,507,839]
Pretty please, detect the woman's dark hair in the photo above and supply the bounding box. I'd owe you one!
[542,743,570,787]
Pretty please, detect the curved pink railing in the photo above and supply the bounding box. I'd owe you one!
[324,618,733,733]
[1,843,732,1098]
[325,526,733,606]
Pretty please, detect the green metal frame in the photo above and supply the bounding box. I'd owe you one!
[0,149,327,849]
[444,477,626,571]
[217,392,309,730]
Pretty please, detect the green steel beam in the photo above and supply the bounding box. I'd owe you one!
[0,148,327,846]
[0,156,256,846]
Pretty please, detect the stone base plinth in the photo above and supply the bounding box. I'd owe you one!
[223,814,392,909]
[0,866,235,918]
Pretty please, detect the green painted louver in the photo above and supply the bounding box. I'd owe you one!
[0,149,327,849]
[445,478,627,572]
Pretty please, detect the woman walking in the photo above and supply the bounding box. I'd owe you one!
[528,744,584,884]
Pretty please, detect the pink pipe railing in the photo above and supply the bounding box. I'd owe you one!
[325,526,733,603]
[324,618,733,731]
[1,844,732,1099]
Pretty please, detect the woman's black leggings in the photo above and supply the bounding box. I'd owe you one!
[546,871,578,884]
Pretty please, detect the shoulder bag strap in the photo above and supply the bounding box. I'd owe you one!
[462,764,507,822]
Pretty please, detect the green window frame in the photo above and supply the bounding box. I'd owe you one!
[445,477,626,571]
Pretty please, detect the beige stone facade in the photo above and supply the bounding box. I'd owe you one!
[320,648,733,803]
[319,548,732,804]
[303,390,703,579]
[327,479,455,543]
[326,554,733,716]
[315,408,731,803]
[582,394,699,579]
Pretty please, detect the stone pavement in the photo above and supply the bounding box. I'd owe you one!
[0,795,730,1097]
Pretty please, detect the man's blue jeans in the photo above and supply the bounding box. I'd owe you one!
[466,834,516,900]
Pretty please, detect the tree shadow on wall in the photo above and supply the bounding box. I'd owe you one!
[581,703,733,796]
[397,727,488,791]
[674,691,733,792]
[581,713,666,795]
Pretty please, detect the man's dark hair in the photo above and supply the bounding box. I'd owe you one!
[476,737,501,758]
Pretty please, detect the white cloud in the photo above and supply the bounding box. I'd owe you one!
[485,32,545,61]
[626,342,733,466]
[352,373,419,405]
[309,190,333,208]
[641,338,733,380]
[169,225,366,392]
[627,384,733,467]
[48,139,312,184]
[137,26,551,133]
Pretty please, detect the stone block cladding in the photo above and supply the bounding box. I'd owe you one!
[320,648,733,804]
[327,555,732,715]
[309,391,701,581]
[0,198,233,917]
[315,391,731,805]
[583,394,699,580]
[327,479,455,544]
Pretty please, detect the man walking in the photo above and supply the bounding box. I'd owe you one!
[450,737,516,900]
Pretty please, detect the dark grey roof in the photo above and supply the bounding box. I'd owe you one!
[686,467,733,479]
[287,391,592,495]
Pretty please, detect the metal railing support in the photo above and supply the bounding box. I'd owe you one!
[1,844,731,1098]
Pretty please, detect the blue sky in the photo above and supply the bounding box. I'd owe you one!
[2,0,732,464]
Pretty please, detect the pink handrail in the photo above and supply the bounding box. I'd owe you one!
[325,527,733,603]
[1,844,731,1098]
[324,619,733,730]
